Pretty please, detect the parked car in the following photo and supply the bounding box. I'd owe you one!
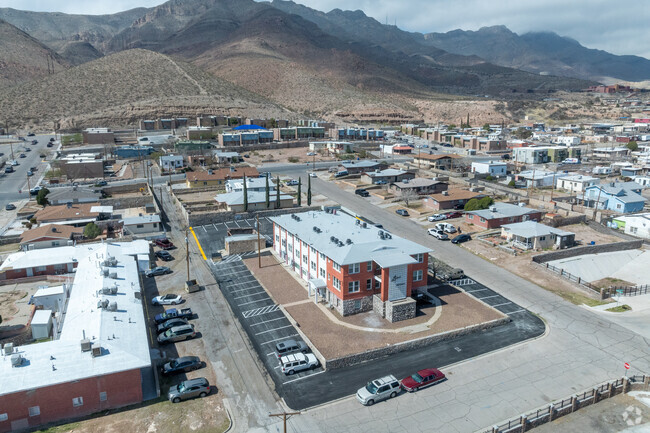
[307,152,316,156]
[427,228,448,240]
[24,147,31,152]
[151,293,182,305]
[400,368,446,392]
[356,375,401,406]
[161,356,202,375]
[440,268,465,280]
[275,339,310,359]
[156,250,173,261]
[10,160,19,166]
[375,180,387,185]
[5,203,16,211]
[396,209,409,217]
[501,154,511,160]
[334,170,349,178]
[309,172,317,178]
[243,154,250,158]
[445,211,463,219]
[46,142,53,148]
[49,137,55,142]
[157,324,196,344]
[26,170,33,176]
[154,307,193,324]
[157,317,190,333]
[29,186,43,195]
[155,238,174,250]
[19,153,26,158]
[29,166,37,172]
[355,189,370,197]
[427,213,448,222]
[451,234,471,244]
[168,377,210,403]
[435,223,457,234]
[95,180,107,187]
[4,167,13,174]
[27,133,35,137]
[286,179,299,186]
[279,353,319,375]
[146,266,173,278]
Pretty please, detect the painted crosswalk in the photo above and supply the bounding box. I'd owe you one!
[449,278,475,286]
[242,304,281,318]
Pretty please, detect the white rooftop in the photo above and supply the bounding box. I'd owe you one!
[90,205,114,213]
[32,309,53,326]
[0,246,78,272]
[121,214,161,225]
[271,211,430,265]
[34,285,65,298]
[0,240,151,396]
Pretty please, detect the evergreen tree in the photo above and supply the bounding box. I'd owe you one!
[265,175,270,208]
[297,177,302,207]
[275,176,281,208]
[307,175,312,206]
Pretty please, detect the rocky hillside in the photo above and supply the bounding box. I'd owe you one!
[424,26,650,83]
[0,49,290,130]
[0,19,68,87]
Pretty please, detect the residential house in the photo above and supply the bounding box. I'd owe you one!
[185,167,259,188]
[272,211,430,321]
[516,170,556,188]
[592,147,629,158]
[214,190,293,212]
[633,176,650,187]
[34,203,106,226]
[121,214,161,235]
[361,169,415,185]
[59,154,104,179]
[513,147,548,164]
[612,213,650,239]
[501,221,575,250]
[19,225,83,251]
[213,151,241,164]
[465,203,544,229]
[583,182,646,213]
[46,187,102,206]
[159,154,184,170]
[556,175,600,193]
[225,177,276,193]
[391,178,448,195]
[422,189,485,211]
[381,144,412,155]
[340,160,387,174]
[82,128,114,145]
[471,161,507,177]
[412,154,463,170]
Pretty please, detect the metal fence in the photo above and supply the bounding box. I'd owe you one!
[543,263,598,292]
[609,285,649,297]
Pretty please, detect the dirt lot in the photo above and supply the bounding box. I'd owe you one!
[245,252,504,359]
[243,146,348,166]
[460,223,621,306]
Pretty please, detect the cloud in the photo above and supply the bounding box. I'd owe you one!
[2,0,649,58]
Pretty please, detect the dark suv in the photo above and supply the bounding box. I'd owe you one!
[355,189,370,197]
[275,339,310,359]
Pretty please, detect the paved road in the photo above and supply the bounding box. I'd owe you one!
[277,177,650,433]
[0,134,54,208]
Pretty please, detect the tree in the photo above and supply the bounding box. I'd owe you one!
[508,180,516,187]
[307,175,312,206]
[627,141,638,152]
[483,123,491,131]
[514,128,533,140]
[464,198,481,211]
[243,175,248,211]
[478,196,494,209]
[464,196,494,211]
[399,188,418,207]
[466,113,470,128]
[448,124,457,129]
[83,222,101,239]
[275,176,281,209]
[36,187,50,206]
[297,177,302,207]
[265,175,270,208]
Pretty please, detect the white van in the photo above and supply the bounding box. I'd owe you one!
[435,223,457,234]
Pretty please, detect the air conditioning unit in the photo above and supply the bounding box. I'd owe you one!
[3,343,14,355]
[91,343,102,357]
[109,272,118,279]
[107,302,118,312]
[100,268,109,277]
[11,354,23,367]
[80,339,92,352]
[97,299,109,309]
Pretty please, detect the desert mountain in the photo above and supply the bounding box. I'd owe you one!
[0,48,290,130]
[424,26,650,83]
[59,41,103,66]
[0,18,68,87]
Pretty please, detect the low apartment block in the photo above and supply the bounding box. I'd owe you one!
[465,203,544,229]
[329,128,385,141]
[273,127,325,141]
[272,211,430,322]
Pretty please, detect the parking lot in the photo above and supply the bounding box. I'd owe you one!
[209,254,325,387]
[192,217,274,258]
[448,278,530,317]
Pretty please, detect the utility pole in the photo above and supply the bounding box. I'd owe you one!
[269,412,300,433]
[256,214,261,268]
[26,174,31,199]
[185,228,190,282]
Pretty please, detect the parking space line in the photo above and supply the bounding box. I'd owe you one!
[242,304,280,318]
[283,370,325,384]
[507,309,527,315]
[203,225,207,232]
[267,352,276,356]
[255,325,293,336]
[260,334,299,345]
[244,219,251,226]
[228,286,263,294]
[477,295,501,300]
[492,302,512,308]
[251,317,287,327]
[233,291,267,300]
[189,227,207,260]
[238,299,273,307]
[465,288,489,293]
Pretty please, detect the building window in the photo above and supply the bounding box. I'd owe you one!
[468,214,474,220]
[354,299,361,310]
[0,413,7,422]
[73,397,84,407]
[295,248,300,256]
[414,253,424,263]
[366,279,373,290]
[320,253,325,261]
[36,266,47,272]
[303,254,308,263]
[276,235,280,242]
[320,268,325,278]
[333,277,341,291]
[51,241,59,247]
[480,217,486,223]
[28,406,40,417]
[413,270,423,282]
[539,236,546,241]
[99,391,107,402]
[348,281,360,293]
[349,263,360,274]
[375,280,381,289]
[332,262,341,271]
[367,262,372,272]
[311,261,316,271]
[136,224,144,228]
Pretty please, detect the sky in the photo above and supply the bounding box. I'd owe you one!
[2,0,649,58]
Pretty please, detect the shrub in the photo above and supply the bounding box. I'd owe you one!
[508,180,516,187]
[83,222,101,239]
[36,188,50,206]
[288,157,300,163]
[485,175,494,181]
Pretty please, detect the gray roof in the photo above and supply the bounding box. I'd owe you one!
[47,188,101,202]
[557,175,599,183]
[591,182,642,195]
[341,160,382,169]
[214,151,240,158]
[393,178,442,188]
[502,221,573,238]
[215,191,293,206]
[365,168,408,178]
[467,202,540,220]
[122,214,161,225]
[271,211,430,265]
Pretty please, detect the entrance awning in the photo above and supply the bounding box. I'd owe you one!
[373,253,417,268]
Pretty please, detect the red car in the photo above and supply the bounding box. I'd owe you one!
[445,211,463,219]
[400,368,446,392]
[155,238,174,250]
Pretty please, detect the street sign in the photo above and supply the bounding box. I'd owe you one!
[624,362,630,370]
[616,289,624,295]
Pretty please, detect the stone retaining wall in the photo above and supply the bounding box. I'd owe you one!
[324,316,510,370]
[532,240,643,263]
[100,195,153,210]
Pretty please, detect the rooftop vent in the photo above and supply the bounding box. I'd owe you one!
[362,222,367,228]
[346,239,353,245]
[97,299,109,309]
[11,354,23,367]
[107,302,118,312]
[356,219,360,225]
[101,268,109,277]
[109,272,118,279]
[338,241,344,247]
[91,343,102,357]
[100,285,118,295]
[442,191,449,196]
[330,236,335,242]
[3,343,14,355]
[80,339,92,352]
[489,205,498,212]
[378,230,384,237]
[386,233,392,239]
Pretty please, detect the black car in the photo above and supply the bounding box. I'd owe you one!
[156,250,173,261]
[157,317,190,333]
[46,143,53,147]
[501,154,511,160]
[27,133,35,137]
[355,189,370,197]
[451,234,472,244]
[95,180,107,187]
[19,153,26,158]
[396,209,409,216]
[5,204,16,211]
[161,356,202,375]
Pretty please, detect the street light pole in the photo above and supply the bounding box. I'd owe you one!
[257,214,262,268]
[185,228,190,282]
[269,412,300,433]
